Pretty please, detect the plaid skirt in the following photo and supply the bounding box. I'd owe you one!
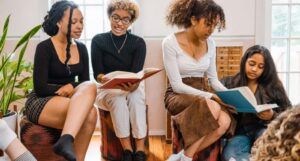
[165,77,235,148]
[24,92,54,124]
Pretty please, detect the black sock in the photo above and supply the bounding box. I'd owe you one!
[53,134,76,161]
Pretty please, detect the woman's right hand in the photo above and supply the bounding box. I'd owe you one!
[55,84,74,97]
[116,82,139,92]
[97,74,110,84]
[211,94,237,114]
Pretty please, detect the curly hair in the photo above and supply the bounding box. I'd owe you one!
[251,105,300,161]
[107,0,140,23]
[166,0,225,30]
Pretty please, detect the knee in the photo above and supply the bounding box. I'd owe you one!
[217,113,231,136]
[206,99,221,119]
[222,136,251,161]
[80,81,97,96]
[85,108,98,128]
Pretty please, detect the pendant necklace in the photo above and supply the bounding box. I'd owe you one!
[110,32,128,54]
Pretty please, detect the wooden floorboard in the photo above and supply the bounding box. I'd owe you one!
[86,135,172,161]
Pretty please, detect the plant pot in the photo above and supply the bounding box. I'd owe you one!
[0,111,17,160]
[2,111,17,133]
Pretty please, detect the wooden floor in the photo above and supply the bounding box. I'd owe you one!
[86,135,172,161]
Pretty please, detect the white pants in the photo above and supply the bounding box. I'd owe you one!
[95,82,147,139]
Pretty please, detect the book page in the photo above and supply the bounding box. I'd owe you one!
[141,68,162,79]
[257,104,278,112]
[237,87,258,107]
[100,68,162,89]
[104,71,140,79]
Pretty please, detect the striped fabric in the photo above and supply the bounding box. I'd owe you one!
[20,117,65,161]
[25,92,53,124]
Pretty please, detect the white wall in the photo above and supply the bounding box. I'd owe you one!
[0,0,48,61]
[0,0,47,38]
[0,0,267,136]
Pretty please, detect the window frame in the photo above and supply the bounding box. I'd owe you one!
[263,0,300,105]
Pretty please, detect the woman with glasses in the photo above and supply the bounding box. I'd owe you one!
[91,0,147,161]
[24,1,97,161]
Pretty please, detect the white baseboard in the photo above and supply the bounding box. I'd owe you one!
[148,129,166,136]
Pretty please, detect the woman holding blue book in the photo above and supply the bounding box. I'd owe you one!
[221,45,291,161]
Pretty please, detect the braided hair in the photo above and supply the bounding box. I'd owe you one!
[42,0,78,73]
[65,6,74,73]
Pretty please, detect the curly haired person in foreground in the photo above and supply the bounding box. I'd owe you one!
[250,105,300,161]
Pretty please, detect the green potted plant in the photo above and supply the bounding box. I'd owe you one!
[0,15,41,131]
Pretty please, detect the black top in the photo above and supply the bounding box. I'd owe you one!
[91,31,146,80]
[33,38,90,97]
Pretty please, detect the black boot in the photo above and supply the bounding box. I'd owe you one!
[121,149,133,161]
[134,151,146,161]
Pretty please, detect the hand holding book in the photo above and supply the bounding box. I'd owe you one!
[256,109,274,120]
[99,68,163,89]
[215,86,278,113]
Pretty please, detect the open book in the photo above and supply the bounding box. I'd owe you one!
[215,86,278,113]
[100,68,163,89]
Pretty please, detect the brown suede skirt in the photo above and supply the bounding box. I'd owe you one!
[165,77,235,148]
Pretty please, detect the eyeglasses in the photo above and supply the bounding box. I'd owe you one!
[111,14,131,25]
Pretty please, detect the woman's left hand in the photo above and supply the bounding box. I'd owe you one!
[116,82,139,92]
[257,109,274,120]
[55,84,74,97]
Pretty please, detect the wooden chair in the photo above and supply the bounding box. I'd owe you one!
[171,117,221,161]
[98,106,149,161]
[20,117,65,161]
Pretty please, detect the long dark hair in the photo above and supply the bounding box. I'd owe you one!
[42,0,78,72]
[237,45,291,107]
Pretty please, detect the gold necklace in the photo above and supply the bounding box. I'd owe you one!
[185,32,205,59]
[186,35,197,58]
[110,32,128,54]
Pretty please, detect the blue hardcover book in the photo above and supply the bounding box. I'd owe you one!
[216,86,278,113]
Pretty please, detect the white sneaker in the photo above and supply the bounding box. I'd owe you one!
[166,150,184,161]
[229,157,236,161]
[180,153,193,161]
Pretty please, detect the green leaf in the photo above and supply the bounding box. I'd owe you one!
[0,16,40,115]
[0,15,10,55]
[13,25,41,52]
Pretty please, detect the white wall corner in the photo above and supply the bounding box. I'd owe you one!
[255,0,272,48]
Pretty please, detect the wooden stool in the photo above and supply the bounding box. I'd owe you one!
[98,108,149,161]
[20,117,65,161]
[171,118,221,161]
